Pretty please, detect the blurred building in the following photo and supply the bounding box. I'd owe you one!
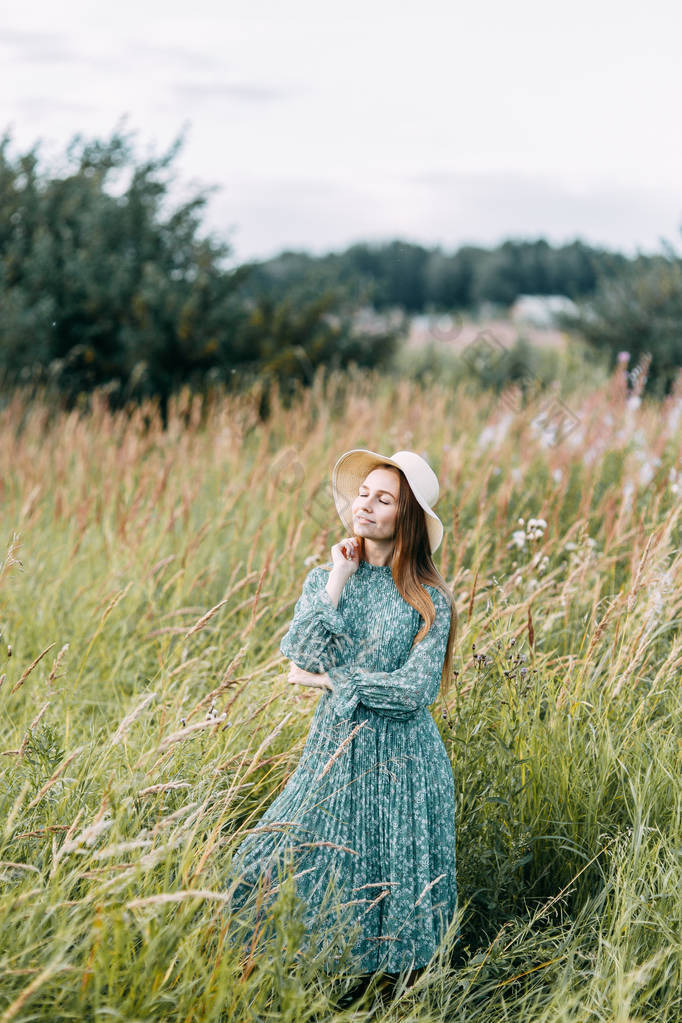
[510,294,579,328]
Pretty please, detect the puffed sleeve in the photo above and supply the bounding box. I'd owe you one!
[325,587,451,721]
[280,565,354,673]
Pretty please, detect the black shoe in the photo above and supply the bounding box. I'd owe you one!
[334,975,372,1008]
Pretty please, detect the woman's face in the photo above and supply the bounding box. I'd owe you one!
[351,467,400,540]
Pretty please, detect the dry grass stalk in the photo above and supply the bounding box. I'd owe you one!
[296,840,359,856]
[46,644,69,686]
[10,643,56,694]
[13,825,70,839]
[626,530,656,612]
[0,860,41,875]
[26,746,85,811]
[155,715,227,753]
[137,781,192,796]
[149,802,201,835]
[51,801,112,873]
[244,555,271,636]
[218,712,294,812]
[0,531,23,587]
[362,887,392,915]
[92,839,152,859]
[0,959,68,1023]
[414,872,447,907]
[317,720,369,779]
[110,692,156,744]
[185,644,249,722]
[584,594,623,662]
[185,596,231,637]
[17,701,51,756]
[125,888,232,909]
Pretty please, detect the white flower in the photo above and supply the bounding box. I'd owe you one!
[508,530,527,550]
[527,517,546,540]
[552,468,563,484]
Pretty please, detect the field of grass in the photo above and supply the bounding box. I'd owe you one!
[1,358,681,1022]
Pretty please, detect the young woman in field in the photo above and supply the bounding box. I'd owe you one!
[228,448,459,1001]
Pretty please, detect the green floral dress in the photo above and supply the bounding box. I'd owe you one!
[228,558,459,974]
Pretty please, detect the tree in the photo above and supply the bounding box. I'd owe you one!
[0,126,256,406]
[0,125,398,413]
[559,237,682,396]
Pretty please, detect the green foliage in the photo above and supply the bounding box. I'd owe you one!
[0,127,247,401]
[392,332,608,402]
[0,127,397,412]
[245,237,628,314]
[561,242,682,395]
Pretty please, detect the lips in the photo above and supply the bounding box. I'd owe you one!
[355,515,373,523]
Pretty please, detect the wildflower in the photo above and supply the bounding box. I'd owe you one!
[526,517,547,540]
[508,529,526,550]
[617,351,630,364]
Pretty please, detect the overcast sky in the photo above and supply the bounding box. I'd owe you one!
[2,0,681,264]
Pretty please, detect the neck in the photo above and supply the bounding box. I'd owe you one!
[362,539,394,567]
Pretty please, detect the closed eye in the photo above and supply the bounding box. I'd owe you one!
[359,490,391,504]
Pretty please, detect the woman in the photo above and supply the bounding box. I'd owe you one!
[228,448,459,994]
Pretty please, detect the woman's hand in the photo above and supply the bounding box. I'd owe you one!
[288,663,333,692]
[330,536,361,577]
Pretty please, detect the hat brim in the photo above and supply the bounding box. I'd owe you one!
[331,448,443,553]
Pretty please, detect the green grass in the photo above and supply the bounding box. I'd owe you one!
[0,361,680,1021]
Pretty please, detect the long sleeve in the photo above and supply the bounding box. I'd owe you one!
[280,565,354,673]
[326,587,451,721]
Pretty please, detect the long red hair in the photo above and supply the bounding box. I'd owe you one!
[352,462,457,703]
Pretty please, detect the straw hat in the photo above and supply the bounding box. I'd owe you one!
[331,448,444,553]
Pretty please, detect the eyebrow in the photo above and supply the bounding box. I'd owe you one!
[359,485,396,497]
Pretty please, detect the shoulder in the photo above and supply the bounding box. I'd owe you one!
[303,562,333,588]
[425,583,453,617]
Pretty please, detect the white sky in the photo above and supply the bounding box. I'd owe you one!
[2,0,681,264]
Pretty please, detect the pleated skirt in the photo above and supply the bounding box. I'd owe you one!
[226,693,459,975]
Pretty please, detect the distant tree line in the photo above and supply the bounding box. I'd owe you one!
[242,236,630,313]
[1,126,680,407]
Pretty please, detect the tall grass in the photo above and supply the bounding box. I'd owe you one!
[0,359,680,1021]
